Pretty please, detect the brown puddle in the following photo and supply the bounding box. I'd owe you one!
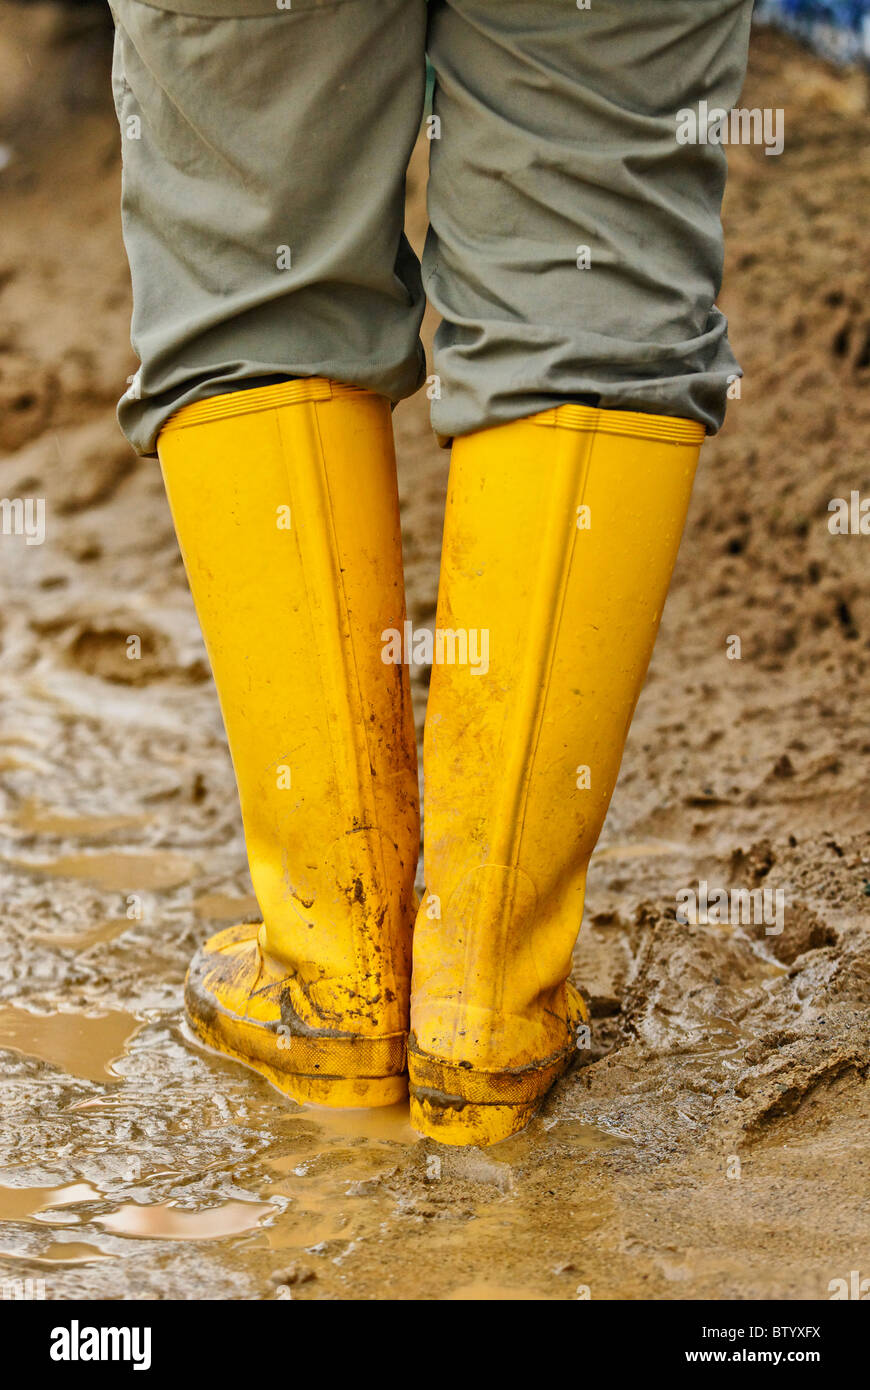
[193,891,261,922]
[443,1282,559,1301]
[0,1181,103,1223]
[5,849,197,892]
[32,919,130,951]
[257,1134,403,1256]
[96,1200,276,1241]
[4,800,153,839]
[293,1103,416,1146]
[542,1119,634,1151]
[0,1004,141,1081]
[27,1242,113,1265]
[259,1207,345,1252]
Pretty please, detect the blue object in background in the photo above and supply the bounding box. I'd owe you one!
[755,0,870,63]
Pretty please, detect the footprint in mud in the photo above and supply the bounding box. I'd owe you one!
[53,620,208,685]
[0,350,56,452]
[0,416,138,516]
[616,901,786,1055]
[766,900,838,965]
[65,622,172,685]
[830,308,870,373]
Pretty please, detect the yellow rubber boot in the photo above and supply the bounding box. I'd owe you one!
[409,404,704,1144]
[158,379,419,1108]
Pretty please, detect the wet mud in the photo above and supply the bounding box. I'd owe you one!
[0,11,867,1299]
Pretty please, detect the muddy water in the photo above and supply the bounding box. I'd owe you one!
[0,1004,140,1081]
[5,849,198,893]
[0,14,868,1299]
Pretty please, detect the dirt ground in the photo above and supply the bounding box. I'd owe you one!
[0,6,868,1301]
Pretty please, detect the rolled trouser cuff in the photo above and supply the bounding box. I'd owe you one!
[428,321,741,442]
[157,377,381,437]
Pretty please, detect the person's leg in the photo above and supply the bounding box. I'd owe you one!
[162,382,419,1107]
[411,0,753,1143]
[423,0,753,439]
[110,0,427,1104]
[110,0,427,455]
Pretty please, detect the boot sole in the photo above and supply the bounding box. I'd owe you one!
[407,1043,577,1146]
[185,953,408,1109]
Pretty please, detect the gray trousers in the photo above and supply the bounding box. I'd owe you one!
[110,0,754,456]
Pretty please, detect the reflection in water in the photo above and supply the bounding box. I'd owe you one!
[0,986,619,1291]
[96,1200,276,1241]
[253,1129,407,1253]
[0,1181,103,1223]
[0,1004,140,1081]
[293,1103,416,1146]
